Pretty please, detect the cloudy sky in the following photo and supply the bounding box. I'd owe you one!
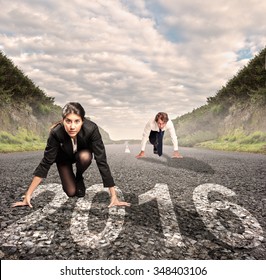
[0,0,265,140]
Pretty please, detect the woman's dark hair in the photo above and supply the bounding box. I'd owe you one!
[50,102,86,130]
[155,112,169,123]
[62,102,86,120]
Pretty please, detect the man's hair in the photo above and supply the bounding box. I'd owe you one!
[155,112,169,123]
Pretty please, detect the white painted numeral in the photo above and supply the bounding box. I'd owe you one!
[138,183,184,247]
[70,184,125,248]
[193,184,264,248]
[1,183,263,250]
[0,184,68,247]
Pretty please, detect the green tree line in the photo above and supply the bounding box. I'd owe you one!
[170,46,266,153]
[0,51,59,115]
[206,47,266,109]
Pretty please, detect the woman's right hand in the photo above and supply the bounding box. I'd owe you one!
[12,193,33,208]
[12,176,42,208]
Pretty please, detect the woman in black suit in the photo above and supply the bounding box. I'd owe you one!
[12,102,130,208]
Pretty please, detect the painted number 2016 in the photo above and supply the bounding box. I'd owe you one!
[0,183,264,249]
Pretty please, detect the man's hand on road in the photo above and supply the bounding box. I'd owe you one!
[172,151,183,158]
[136,151,145,158]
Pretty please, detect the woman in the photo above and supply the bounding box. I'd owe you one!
[12,102,130,208]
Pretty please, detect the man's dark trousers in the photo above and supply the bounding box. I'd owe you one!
[149,129,164,156]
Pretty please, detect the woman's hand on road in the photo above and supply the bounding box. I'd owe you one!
[108,195,131,208]
[12,194,33,208]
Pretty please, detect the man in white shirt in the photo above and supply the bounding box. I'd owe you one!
[136,112,183,158]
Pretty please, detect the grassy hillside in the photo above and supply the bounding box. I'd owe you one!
[0,51,62,152]
[167,47,266,154]
[0,52,112,152]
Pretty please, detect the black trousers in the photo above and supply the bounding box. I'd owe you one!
[149,130,164,156]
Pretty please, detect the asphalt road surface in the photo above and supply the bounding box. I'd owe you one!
[0,144,265,260]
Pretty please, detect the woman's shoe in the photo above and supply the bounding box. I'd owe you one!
[75,177,86,197]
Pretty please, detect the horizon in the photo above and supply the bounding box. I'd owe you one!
[1,0,265,140]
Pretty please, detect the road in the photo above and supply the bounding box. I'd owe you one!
[0,144,265,259]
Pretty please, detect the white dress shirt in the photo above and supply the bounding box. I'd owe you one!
[71,137,77,153]
[140,119,178,151]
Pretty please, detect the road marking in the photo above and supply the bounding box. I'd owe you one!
[1,184,68,247]
[1,183,264,250]
[138,183,184,247]
[193,184,264,248]
[70,184,125,248]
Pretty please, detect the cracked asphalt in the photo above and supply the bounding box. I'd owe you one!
[0,144,265,259]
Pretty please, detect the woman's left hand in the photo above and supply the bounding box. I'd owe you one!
[108,195,131,207]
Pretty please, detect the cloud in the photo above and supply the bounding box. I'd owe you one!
[0,0,265,140]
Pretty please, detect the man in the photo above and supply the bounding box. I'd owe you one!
[136,112,183,158]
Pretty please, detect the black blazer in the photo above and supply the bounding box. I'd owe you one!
[33,118,115,188]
